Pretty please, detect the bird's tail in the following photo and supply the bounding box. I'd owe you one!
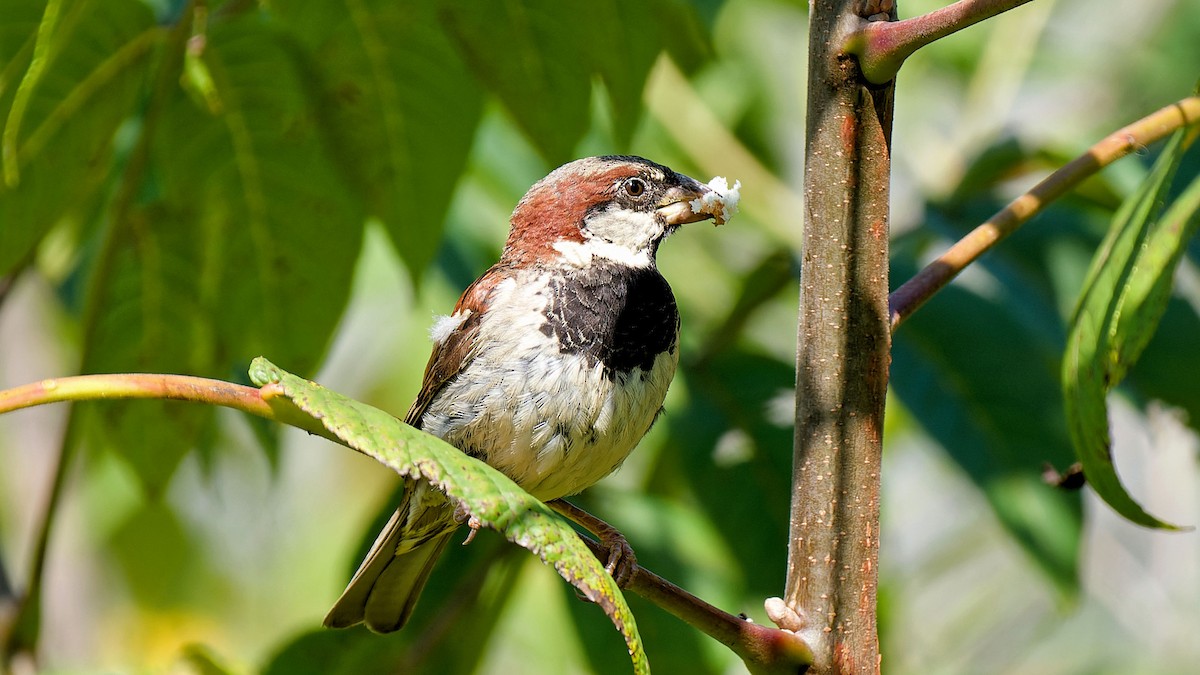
[324,488,458,633]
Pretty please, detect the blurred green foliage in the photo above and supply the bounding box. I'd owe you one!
[1,0,1199,673]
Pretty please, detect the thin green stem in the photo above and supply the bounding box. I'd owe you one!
[844,0,1039,85]
[889,94,1200,330]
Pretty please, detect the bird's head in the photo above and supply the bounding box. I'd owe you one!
[502,156,719,269]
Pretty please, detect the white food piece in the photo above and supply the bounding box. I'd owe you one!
[689,176,742,225]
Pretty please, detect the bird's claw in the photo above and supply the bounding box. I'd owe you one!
[546,499,639,588]
[601,531,637,588]
[461,514,483,546]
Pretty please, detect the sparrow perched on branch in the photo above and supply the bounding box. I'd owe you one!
[325,155,733,633]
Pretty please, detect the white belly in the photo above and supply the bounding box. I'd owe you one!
[419,274,678,500]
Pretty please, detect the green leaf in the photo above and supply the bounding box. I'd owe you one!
[107,496,203,607]
[179,644,238,675]
[273,0,483,280]
[262,628,399,675]
[249,358,650,675]
[584,0,671,148]
[1128,297,1200,426]
[1062,131,1200,530]
[0,0,158,274]
[148,15,364,377]
[437,0,707,161]
[890,246,1081,595]
[438,0,592,164]
[81,15,364,490]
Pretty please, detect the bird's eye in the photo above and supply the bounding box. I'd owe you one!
[623,177,647,198]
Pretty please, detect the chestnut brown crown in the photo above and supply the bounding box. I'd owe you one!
[501,155,713,265]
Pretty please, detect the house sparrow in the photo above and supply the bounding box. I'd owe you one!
[325,155,727,633]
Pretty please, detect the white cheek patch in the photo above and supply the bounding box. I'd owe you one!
[586,208,663,249]
[552,239,652,268]
[549,207,662,268]
[429,309,472,343]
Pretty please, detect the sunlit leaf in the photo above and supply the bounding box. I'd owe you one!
[1062,131,1199,530]
[249,358,650,675]
[570,491,738,675]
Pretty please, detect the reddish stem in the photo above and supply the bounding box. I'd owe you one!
[845,0,1039,84]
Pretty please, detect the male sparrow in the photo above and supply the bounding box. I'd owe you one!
[325,155,729,633]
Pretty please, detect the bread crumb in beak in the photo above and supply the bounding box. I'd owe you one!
[689,177,741,225]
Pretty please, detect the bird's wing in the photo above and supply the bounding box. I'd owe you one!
[403,265,506,427]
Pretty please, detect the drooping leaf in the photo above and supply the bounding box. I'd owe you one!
[1062,131,1199,530]
[273,0,483,281]
[568,491,737,675]
[584,0,677,148]
[249,358,649,675]
[438,0,593,164]
[437,0,707,163]
[890,243,1082,595]
[0,0,158,274]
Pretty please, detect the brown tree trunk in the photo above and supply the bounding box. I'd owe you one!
[786,1,894,673]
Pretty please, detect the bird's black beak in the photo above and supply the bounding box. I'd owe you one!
[655,175,715,226]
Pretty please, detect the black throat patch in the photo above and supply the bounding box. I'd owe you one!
[540,263,679,376]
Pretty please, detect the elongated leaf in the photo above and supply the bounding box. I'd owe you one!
[1062,131,1199,529]
[273,0,483,280]
[438,0,592,163]
[584,0,674,148]
[249,358,649,675]
[0,0,158,274]
[437,0,706,162]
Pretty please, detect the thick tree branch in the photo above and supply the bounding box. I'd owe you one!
[789,2,893,673]
[889,94,1200,329]
[844,0,1039,84]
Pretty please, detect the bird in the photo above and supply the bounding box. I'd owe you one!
[324,155,732,633]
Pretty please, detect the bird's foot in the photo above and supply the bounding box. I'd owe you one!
[547,499,637,587]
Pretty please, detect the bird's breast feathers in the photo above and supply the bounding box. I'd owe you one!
[418,263,679,501]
